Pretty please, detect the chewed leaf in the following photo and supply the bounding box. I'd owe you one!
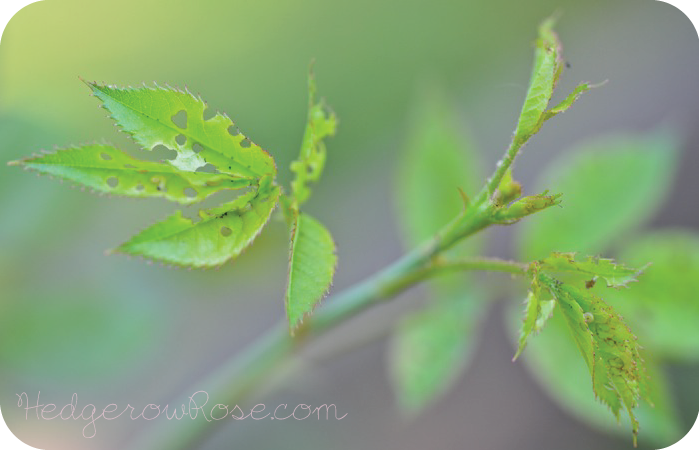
[112,186,280,268]
[8,144,251,204]
[86,81,276,178]
[513,276,555,361]
[541,274,650,446]
[290,68,337,205]
[540,252,646,288]
[285,211,337,333]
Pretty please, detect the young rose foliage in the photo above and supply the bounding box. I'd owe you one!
[9,69,338,335]
[8,17,655,447]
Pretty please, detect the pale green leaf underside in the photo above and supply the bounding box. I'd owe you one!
[514,279,555,361]
[540,252,645,288]
[290,71,337,205]
[9,144,251,204]
[388,302,475,413]
[285,211,337,332]
[88,82,276,178]
[113,187,280,268]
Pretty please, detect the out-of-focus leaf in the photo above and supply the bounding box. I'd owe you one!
[519,133,678,260]
[389,86,487,414]
[605,231,699,361]
[506,305,684,446]
[87,81,276,177]
[539,252,646,288]
[112,186,280,268]
[285,211,337,334]
[394,86,482,251]
[388,298,483,413]
[8,143,251,204]
[289,68,337,206]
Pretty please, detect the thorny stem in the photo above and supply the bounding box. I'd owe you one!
[132,123,531,450]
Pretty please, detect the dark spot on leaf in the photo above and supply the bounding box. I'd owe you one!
[171,110,187,129]
[220,226,232,237]
[100,152,112,161]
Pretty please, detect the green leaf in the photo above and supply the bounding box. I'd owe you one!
[388,299,481,413]
[394,85,483,251]
[513,274,555,361]
[539,252,646,288]
[519,133,678,260]
[493,190,562,223]
[285,211,337,333]
[513,18,562,142]
[86,81,276,178]
[541,275,650,445]
[505,304,684,446]
[112,186,280,268]
[605,231,699,361]
[8,143,251,204]
[289,68,337,205]
[542,82,595,122]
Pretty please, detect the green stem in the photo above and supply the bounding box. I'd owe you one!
[131,103,539,450]
[130,217,516,450]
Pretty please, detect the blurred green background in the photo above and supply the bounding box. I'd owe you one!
[0,0,697,449]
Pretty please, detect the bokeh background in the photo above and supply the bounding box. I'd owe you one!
[0,0,697,449]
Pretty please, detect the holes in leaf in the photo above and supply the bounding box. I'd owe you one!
[152,145,177,161]
[203,108,216,121]
[106,177,119,188]
[227,125,240,136]
[171,110,187,129]
[220,226,232,237]
[240,139,251,148]
[175,134,187,146]
[100,153,113,161]
[184,187,198,198]
[193,142,204,153]
[124,164,137,169]
[135,184,145,191]
[195,163,218,174]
